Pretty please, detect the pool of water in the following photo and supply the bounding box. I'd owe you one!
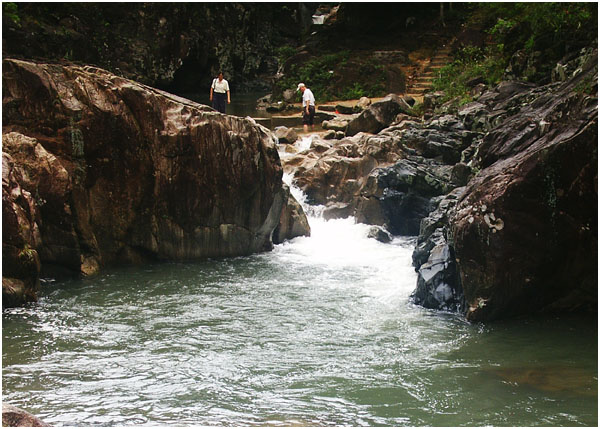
[180,91,273,119]
[2,142,597,427]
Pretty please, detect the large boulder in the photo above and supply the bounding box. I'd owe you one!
[287,133,405,207]
[414,49,598,322]
[2,59,307,306]
[355,156,455,235]
[411,188,466,312]
[272,184,311,244]
[346,94,414,136]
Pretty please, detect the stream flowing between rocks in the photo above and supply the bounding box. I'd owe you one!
[2,137,597,426]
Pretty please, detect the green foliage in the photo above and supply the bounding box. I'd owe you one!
[432,3,596,102]
[274,50,390,102]
[432,45,506,104]
[340,83,367,100]
[276,45,296,65]
[481,3,597,57]
[3,2,20,26]
[274,51,350,102]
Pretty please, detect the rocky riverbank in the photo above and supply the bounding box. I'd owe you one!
[280,47,597,322]
[2,59,310,308]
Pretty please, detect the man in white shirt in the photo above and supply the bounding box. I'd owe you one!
[210,72,231,113]
[297,83,315,132]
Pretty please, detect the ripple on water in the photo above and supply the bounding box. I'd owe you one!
[2,199,597,426]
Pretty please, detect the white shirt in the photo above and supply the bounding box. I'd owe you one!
[212,78,230,94]
[302,88,315,107]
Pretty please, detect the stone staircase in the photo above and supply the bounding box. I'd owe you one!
[405,44,454,97]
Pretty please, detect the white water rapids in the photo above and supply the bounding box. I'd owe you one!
[2,136,596,426]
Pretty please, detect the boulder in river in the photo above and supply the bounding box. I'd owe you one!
[274,126,299,144]
[346,94,414,136]
[2,58,308,307]
[411,48,598,321]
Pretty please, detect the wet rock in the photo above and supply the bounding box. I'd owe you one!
[367,225,393,243]
[288,133,405,206]
[2,59,290,305]
[346,94,414,136]
[335,104,355,114]
[274,126,299,144]
[322,201,356,220]
[355,157,454,235]
[2,404,49,427]
[273,184,311,244]
[451,50,598,321]
[323,130,337,140]
[411,228,464,312]
[410,188,465,312]
[321,119,351,132]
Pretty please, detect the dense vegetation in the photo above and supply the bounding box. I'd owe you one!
[273,50,389,102]
[432,3,597,104]
[2,3,597,104]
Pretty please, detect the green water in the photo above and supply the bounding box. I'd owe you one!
[2,213,597,426]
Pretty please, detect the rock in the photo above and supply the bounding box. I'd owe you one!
[310,139,333,153]
[335,104,355,114]
[274,126,298,144]
[321,119,350,132]
[282,89,296,103]
[322,202,356,220]
[355,157,454,235]
[289,133,405,206]
[466,76,485,88]
[2,58,289,306]
[410,49,598,322]
[367,225,392,243]
[2,404,49,427]
[322,130,337,140]
[318,105,337,112]
[411,228,464,312]
[422,91,446,111]
[471,83,487,98]
[457,101,489,131]
[410,188,465,312]
[272,184,311,244]
[450,162,472,186]
[400,122,477,165]
[346,94,414,136]
[266,101,287,112]
[356,96,372,111]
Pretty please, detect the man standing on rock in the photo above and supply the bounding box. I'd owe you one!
[210,72,231,114]
[297,83,315,132]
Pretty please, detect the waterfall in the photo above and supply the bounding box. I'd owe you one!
[277,136,417,297]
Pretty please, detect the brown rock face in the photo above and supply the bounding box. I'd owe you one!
[450,57,598,322]
[2,404,49,427]
[3,59,304,306]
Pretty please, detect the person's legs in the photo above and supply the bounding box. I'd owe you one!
[309,105,315,130]
[302,108,309,132]
[214,93,226,113]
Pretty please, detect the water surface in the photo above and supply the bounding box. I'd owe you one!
[2,141,597,427]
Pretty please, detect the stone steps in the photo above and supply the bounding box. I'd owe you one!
[405,43,454,95]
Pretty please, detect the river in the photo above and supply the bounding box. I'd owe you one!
[2,137,597,426]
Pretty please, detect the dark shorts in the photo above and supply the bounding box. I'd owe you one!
[212,92,227,113]
[302,105,315,125]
